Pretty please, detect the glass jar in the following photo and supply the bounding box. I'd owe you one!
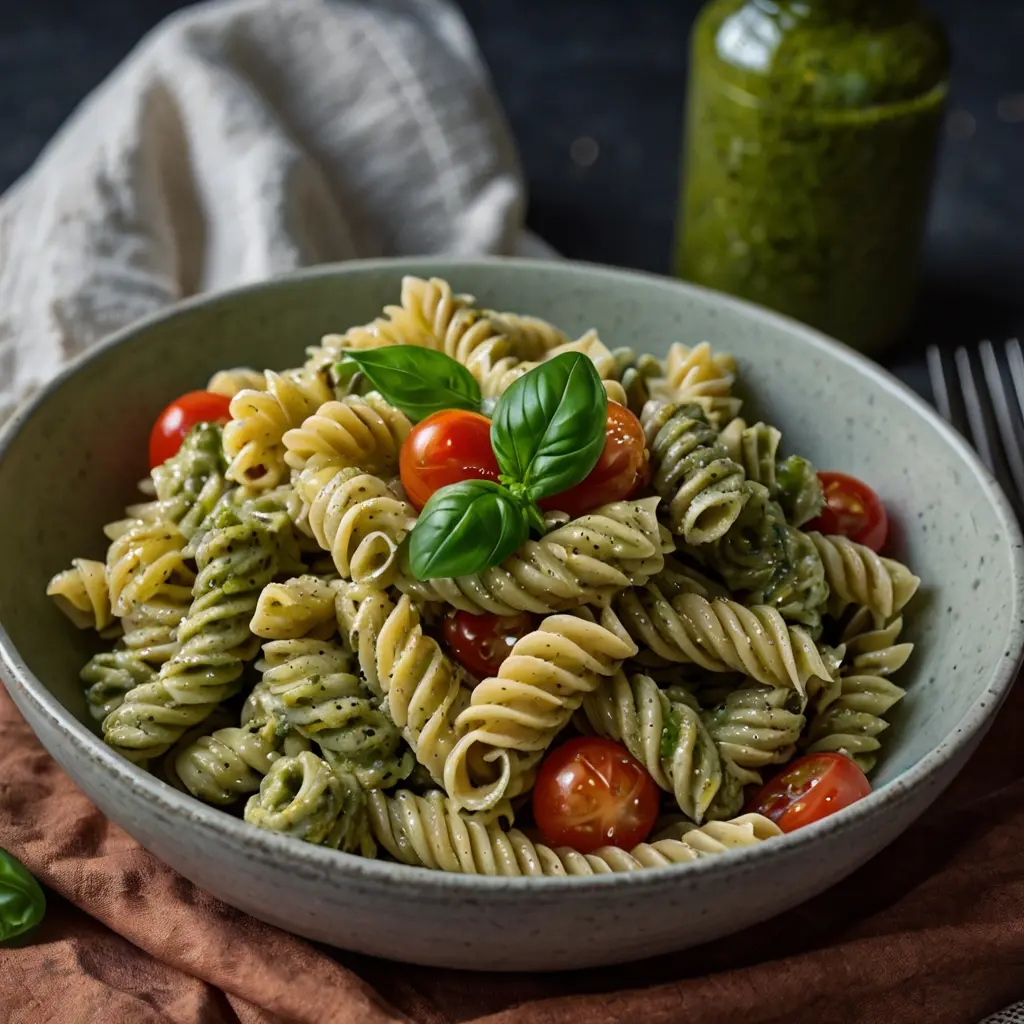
[675,0,949,353]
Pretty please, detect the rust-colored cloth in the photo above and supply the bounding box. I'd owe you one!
[3,681,1024,1024]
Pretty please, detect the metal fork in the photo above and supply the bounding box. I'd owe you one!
[926,339,1024,516]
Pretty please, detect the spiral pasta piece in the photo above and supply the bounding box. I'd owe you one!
[47,559,113,632]
[642,400,749,544]
[106,521,194,618]
[804,609,911,772]
[703,685,807,775]
[648,342,741,426]
[282,394,411,475]
[173,713,310,806]
[485,311,570,360]
[398,497,670,616]
[808,532,920,623]
[336,587,467,788]
[296,457,416,584]
[445,607,637,812]
[250,575,337,639]
[244,751,375,854]
[102,504,292,762]
[110,423,228,541]
[719,418,823,528]
[613,582,833,697]
[256,638,413,789]
[484,330,619,397]
[206,367,268,398]
[582,672,732,823]
[223,368,333,489]
[369,790,780,875]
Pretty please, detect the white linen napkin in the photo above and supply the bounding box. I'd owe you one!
[0,0,550,425]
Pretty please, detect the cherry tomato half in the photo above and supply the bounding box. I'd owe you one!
[399,409,501,511]
[539,402,649,519]
[149,390,232,469]
[442,610,536,678]
[806,471,889,552]
[533,737,660,853]
[745,752,871,833]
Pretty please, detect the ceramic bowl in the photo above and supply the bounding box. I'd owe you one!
[1,258,1021,971]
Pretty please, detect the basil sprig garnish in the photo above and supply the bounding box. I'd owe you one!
[491,351,607,500]
[408,480,529,580]
[335,347,481,422]
[403,350,607,580]
[0,847,45,943]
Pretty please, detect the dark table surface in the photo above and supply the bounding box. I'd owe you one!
[2,0,1022,400]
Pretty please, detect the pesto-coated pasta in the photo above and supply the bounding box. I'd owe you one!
[808,532,920,623]
[642,400,749,544]
[53,277,922,877]
[102,499,295,761]
[703,685,807,778]
[244,751,375,854]
[336,587,468,788]
[256,638,413,789]
[250,575,337,640]
[581,672,732,823]
[804,609,910,772]
[613,582,834,697]
[397,497,670,616]
[368,789,780,875]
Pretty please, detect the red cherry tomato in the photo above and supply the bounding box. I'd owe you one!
[539,402,649,519]
[746,752,871,833]
[442,610,536,678]
[806,471,889,552]
[399,409,501,511]
[532,737,660,853]
[149,390,232,469]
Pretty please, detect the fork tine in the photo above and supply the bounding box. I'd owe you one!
[954,345,998,473]
[926,345,956,425]
[979,341,1024,508]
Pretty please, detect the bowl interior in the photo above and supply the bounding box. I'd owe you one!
[0,258,1019,795]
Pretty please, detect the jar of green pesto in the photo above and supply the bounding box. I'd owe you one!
[676,0,949,353]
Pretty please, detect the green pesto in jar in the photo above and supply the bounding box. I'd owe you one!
[676,0,949,353]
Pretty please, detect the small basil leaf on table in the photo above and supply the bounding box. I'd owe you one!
[0,847,45,943]
[335,347,481,422]
[490,352,607,501]
[409,480,528,580]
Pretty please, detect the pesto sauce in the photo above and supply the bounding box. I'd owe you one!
[676,0,949,353]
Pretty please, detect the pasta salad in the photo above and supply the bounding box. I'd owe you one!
[47,276,919,876]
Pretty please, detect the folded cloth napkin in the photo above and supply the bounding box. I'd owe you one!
[0,0,550,426]
[4,0,1024,1021]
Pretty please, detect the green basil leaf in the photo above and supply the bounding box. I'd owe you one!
[0,847,45,943]
[409,480,528,580]
[335,347,481,422]
[490,352,607,501]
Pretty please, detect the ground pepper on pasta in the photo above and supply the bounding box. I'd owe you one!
[47,277,920,873]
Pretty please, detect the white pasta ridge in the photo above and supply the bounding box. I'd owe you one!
[49,276,922,876]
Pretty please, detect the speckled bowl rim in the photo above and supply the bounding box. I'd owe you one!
[2,256,1022,897]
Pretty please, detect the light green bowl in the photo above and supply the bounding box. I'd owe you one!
[1,258,1021,970]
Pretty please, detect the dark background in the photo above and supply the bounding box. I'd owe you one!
[2,0,1021,393]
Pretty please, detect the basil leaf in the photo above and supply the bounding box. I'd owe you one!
[0,847,45,943]
[409,480,528,580]
[490,352,607,501]
[335,347,481,422]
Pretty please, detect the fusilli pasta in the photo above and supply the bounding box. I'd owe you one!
[398,497,670,616]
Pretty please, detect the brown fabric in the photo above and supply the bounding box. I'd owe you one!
[2,680,1024,1024]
